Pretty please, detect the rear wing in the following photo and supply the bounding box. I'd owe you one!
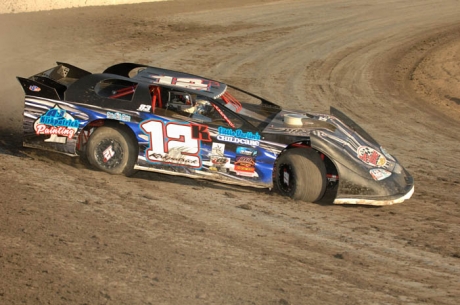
[17,62,91,100]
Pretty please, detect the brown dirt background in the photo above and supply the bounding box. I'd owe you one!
[0,0,459,304]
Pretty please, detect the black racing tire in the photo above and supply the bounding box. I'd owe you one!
[86,126,137,176]
[274,148,327,202]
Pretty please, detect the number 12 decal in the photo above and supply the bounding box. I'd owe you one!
[141,120,211,168]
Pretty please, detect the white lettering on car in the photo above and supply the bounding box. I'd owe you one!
[140,120,211,168]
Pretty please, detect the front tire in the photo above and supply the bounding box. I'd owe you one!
[86,126,137,176]
[274,148,326,202]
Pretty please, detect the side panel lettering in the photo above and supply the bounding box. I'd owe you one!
[141,120,211,168]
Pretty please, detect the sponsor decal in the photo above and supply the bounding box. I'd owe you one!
[137,104,152,112]
[236,146,257,157]
[34,105,80,143]
[370,168,392,181]
[234,156,256,175]
[210,142,229,166]
[357,146,386,167]
[141,119,211,168]
[209,142,230,171]
[217,127,261,146]
[211,143,225,156]
[211,156,229,166]
[147,75,219,91]
[107,111,131,122]
[269,127,309,134]
[29,85,41,92]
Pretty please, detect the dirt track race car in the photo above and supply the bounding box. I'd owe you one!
[17,62,414,205]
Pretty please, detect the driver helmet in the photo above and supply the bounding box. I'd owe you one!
[169,92,195,113]
[180,95,196,113]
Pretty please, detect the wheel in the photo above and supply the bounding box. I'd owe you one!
[86,126,137,176]
[274,148,326,202]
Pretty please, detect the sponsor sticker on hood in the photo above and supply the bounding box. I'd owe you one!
[370,168,392,181]
[357,146,387,167]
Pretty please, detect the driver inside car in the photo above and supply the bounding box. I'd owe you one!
[167,92,195,114]
[167,92,215,121]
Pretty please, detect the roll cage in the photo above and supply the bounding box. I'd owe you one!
[96,76,281,131]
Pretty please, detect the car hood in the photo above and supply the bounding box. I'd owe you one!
[263,107,415,205]
[263,107,378,145]
[262,107,400,173]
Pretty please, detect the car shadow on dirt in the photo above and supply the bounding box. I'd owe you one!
[0,131,270,197]
[0,132,30,158]
[1,131,377,208]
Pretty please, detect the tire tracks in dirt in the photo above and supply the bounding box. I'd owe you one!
[1,0,460,304]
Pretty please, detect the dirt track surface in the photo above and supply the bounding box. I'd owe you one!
[1,0,460,304]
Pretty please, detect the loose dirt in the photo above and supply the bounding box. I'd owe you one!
[1,0,459,304]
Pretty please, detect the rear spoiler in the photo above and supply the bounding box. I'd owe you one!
[17,76,63,100]
[17,62,91,100]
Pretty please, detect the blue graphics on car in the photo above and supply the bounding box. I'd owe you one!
[17,62,414,205]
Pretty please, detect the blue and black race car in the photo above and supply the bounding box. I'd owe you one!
[17,62,414,205]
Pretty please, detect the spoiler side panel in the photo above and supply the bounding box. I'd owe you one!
[17,77,61,100]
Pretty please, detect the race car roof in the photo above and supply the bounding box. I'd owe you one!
[104,63,227,99]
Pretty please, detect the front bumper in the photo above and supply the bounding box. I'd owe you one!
[333,183,414,205]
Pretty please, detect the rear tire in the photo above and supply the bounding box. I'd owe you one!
[86,126,137,176]
[274,148,326,202]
